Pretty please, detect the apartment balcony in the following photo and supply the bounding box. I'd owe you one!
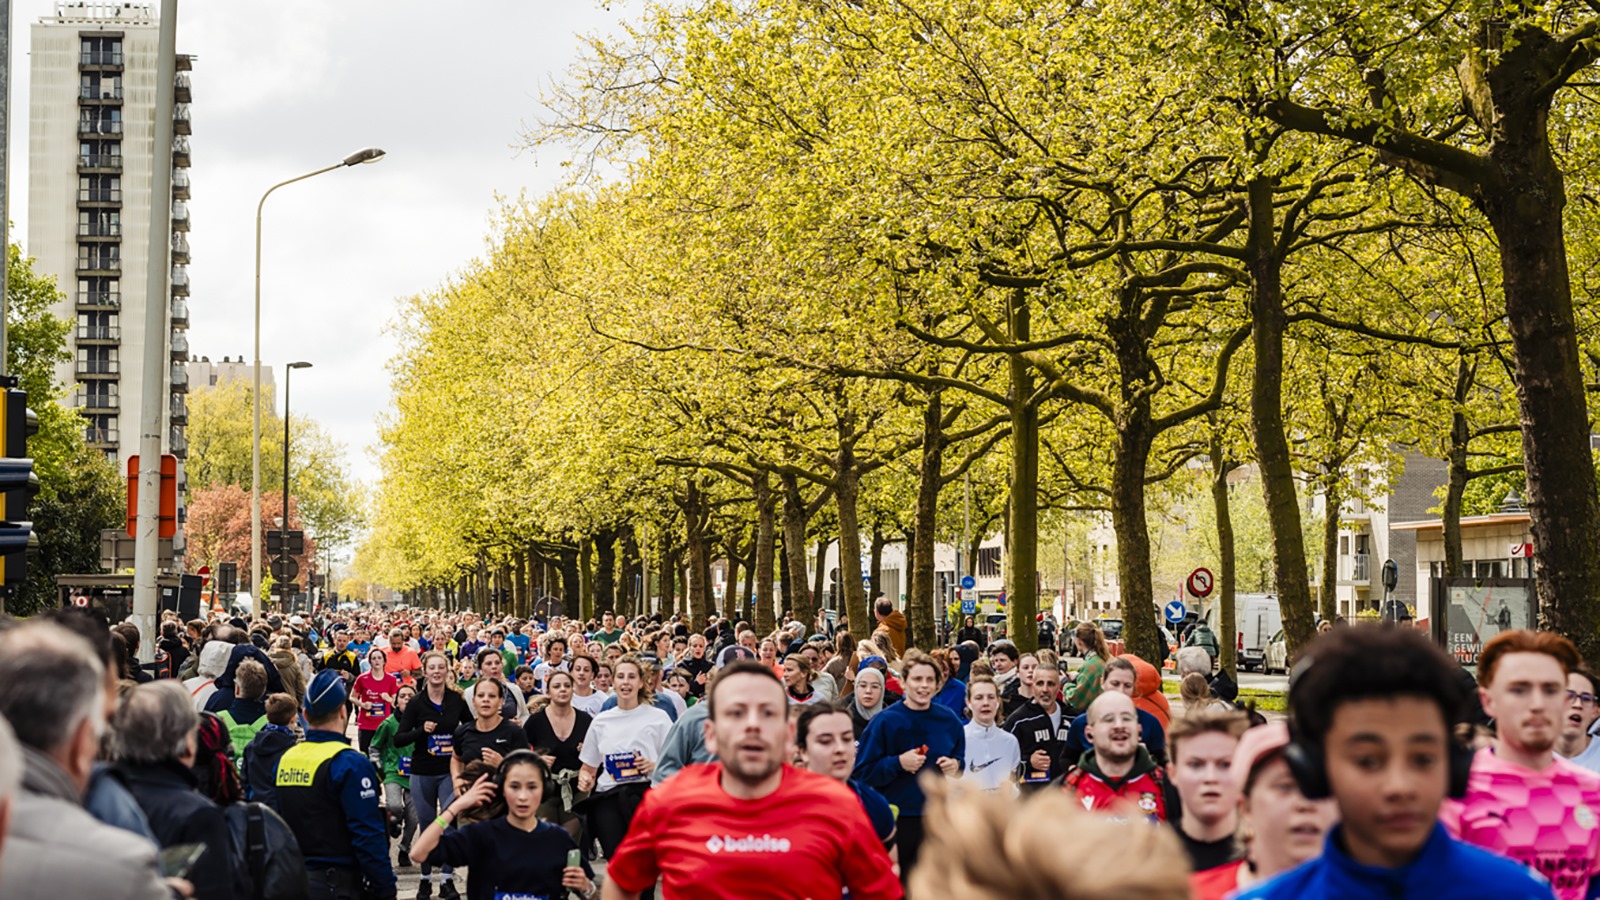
[78,153,122,173]
[76,255,121,275]
[78,119,123,137]
[169,394,187,424]
[175,54,192,72]
[77,358,120,378]
[171,266,190,296]
[173,103,191,135]
[1338,552,1372,587]
[170,428,188,458]
[75,390,119,413]
[84,427,120,447]
[171,201,190,232]
[172,169,190,200]
[78,290,119,311]
[75,324,120,343]
[77,188,122,207]
[173,137,191,168]
[170,298,188,326]
[174,72,191,101]
[170,364,189,392]
[78,220,121,239]
[170,332,189,361]
[78,85,123,104]
[171,234,190,264]
[79,50,124,69]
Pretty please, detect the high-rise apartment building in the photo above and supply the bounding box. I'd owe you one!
[26,1,192,474]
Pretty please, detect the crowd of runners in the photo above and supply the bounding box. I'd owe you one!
[0,595,1596,899]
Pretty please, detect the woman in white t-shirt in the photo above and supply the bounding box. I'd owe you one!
[568,654,609,716]
[577,654,672,859]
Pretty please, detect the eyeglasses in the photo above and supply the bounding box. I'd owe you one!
[1569,690,1596,705]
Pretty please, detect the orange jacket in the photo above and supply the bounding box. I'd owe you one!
[1121,654,1172,732]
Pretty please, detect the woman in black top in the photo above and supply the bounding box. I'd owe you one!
[394,651,472,895]
[523,670,592,832]
[451,677,530,793]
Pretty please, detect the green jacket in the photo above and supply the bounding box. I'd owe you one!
[368,713,415,787]
[1065,651,1106,715]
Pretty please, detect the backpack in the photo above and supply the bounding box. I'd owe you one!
[219,710,268,759]
[224,801,308,900]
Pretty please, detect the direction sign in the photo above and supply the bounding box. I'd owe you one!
[960,575,976,590]
[1164,600,1187,623]
[1187,567,1214,598]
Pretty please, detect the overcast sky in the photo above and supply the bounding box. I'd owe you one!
[9,0,634,491]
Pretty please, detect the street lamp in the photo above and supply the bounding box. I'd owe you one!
[279,361,312,612]
[252,148,385,606]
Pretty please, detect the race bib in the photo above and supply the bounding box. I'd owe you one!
[428,734,454,757]
[494,893,551,900]
[1022,768,1052,784]
[397,756,411,776]
[604,751,646,783]
[369,702,386,718]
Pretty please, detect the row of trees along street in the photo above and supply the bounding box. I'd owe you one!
[359,0,1600,665]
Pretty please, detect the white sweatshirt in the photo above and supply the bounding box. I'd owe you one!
[963,721,1022,793]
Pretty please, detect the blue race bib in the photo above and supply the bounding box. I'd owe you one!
[428,734,454,757]
[493,894,550,900]
[604,751,646,783]
[397,756,411,776]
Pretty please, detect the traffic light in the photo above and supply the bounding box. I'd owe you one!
[0,387,39,587]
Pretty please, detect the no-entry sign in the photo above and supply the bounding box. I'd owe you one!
[1187,567,1214,598]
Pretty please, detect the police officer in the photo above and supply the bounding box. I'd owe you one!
[277,670,397,900]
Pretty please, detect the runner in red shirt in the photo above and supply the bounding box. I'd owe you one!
[353,647,400,754]
[603,659,902,900]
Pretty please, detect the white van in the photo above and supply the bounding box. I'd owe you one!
[1204,593,1283,672]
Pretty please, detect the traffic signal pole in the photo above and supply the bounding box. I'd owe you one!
[131,0,178,661]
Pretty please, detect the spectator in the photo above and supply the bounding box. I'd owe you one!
[873,597,908,658]
[1063,623,1110,715]
[113,680,237,900]
[183,640,233,711]
[1185,621,1220,667]
[0,622,170,899]
[242,693,300,810]
[220,659,270,758]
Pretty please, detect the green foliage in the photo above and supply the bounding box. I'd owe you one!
[3,244,121,616]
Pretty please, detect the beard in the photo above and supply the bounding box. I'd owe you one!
[1096,741,1137,767]
[722,742,784,785]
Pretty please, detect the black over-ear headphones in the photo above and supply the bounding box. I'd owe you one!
[1284,720,1474,800]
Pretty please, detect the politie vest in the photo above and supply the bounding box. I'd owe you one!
[275,741,358,864]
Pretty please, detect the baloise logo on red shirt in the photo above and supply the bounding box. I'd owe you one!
[705,834,794,854]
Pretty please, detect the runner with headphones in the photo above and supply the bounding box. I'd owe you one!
[1235,625,1551,899]
[1439,629,1600,900]
[410,750,596,899]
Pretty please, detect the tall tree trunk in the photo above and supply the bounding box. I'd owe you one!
[1247,176,1317,658]
[579,539,594,621]
[620,525,642,616]
[869,526,886,602]
[1320,481,1341,623]
[514,550,527,616]
[725,548,742,623]
[836,449,869,632]
[594,530,617,615]
[909,389,940,649]
[558,545,580,617]
[682,480,713,626]
[813,536,832,625]
[1007,289,1041,653]
[780,473,816,628]
[776,533,793,621]
[1111,424,1161,664]
[1463,45,1600,663]
[1210,428,1239,678]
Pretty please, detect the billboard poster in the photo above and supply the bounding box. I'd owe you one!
[1430,578,1536,670]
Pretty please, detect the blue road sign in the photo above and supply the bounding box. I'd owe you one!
[1164,600,1187,623]
[960,575,976,590]
[961,599,977,615]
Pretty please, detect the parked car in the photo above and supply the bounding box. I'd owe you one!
[1264,629,1288,674]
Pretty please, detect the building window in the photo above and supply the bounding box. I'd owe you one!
[78,174,121,203]
[976,546,1001,578]
[80,37,123,65]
